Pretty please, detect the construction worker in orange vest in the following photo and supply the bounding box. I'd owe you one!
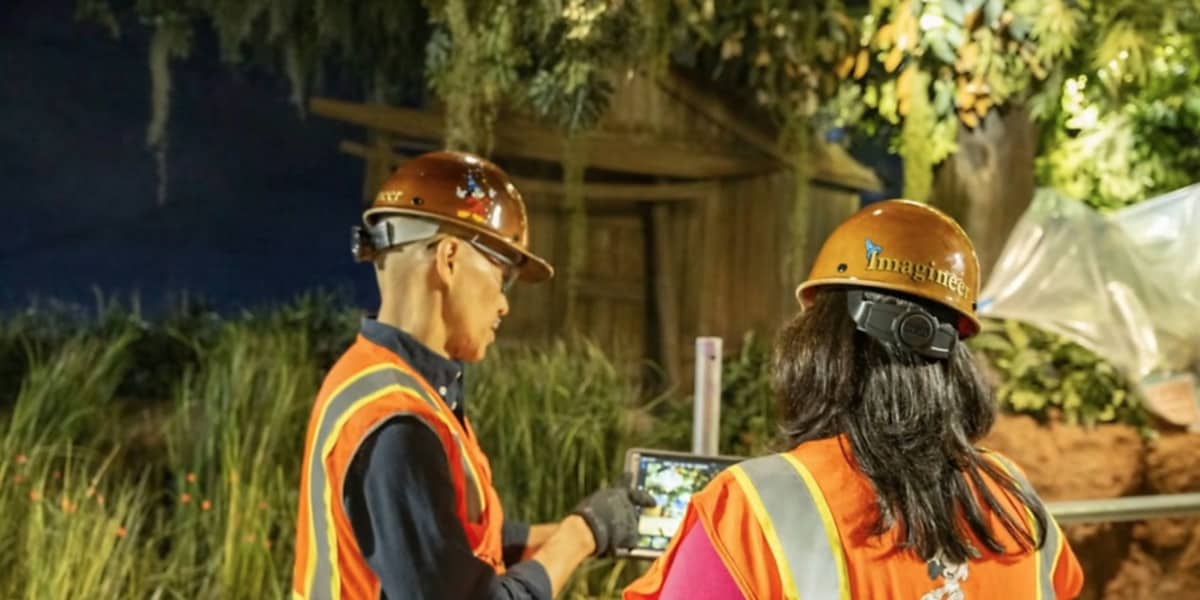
[625,199,1084,599]
[292,150,655,600]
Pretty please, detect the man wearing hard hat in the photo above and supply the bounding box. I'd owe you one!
[292,150,654,600]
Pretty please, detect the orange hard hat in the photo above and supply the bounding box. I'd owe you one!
[357,150,553,283]
[795,199,981,337]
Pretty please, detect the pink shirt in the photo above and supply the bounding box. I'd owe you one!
[659,522,744,599]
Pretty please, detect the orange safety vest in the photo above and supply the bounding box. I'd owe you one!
[292,334,506,600]
[626,437,1081,600]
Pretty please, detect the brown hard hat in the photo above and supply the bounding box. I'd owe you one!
[363,150,553,282]
[795,199,981,337]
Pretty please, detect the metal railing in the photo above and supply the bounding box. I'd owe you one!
[1047,493,1200,525]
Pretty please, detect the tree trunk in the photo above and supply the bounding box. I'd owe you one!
[932,105,1039,283]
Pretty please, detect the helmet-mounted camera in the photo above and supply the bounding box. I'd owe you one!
[846,290,958,360]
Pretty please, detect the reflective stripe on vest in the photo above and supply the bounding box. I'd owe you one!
[301,364,487,600]
[987,453,1063,600]
[730,453,852,600]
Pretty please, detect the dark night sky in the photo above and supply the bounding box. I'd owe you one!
[0,0,378,314]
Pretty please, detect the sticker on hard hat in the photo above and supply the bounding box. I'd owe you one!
[864,240,969,298]
[377,190,405,204]
[455,170,497,225]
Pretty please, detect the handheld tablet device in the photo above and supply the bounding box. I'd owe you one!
[620,447,742,559]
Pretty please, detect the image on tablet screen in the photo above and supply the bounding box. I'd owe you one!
[634,455,736,551]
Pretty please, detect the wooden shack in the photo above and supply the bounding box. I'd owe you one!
[311,70,881,388]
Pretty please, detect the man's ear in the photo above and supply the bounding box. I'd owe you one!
[432,237,462,288]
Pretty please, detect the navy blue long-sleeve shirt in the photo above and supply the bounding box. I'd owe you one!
[341,319,552,600]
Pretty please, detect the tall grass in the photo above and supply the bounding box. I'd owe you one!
[161,323,319,599]
[15,451,154,598]
[472,340,668,523]
[471,340,680,598]
[0,323,155,597]
[4,329,135,449]
[0,296,778,599]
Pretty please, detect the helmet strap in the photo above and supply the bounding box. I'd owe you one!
[353,216,524,288]
[352,216,442,262]
[846,290,958,360]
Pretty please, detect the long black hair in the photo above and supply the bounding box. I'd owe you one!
[774,287,1047,564]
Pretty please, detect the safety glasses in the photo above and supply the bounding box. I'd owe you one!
[427,235,519,293]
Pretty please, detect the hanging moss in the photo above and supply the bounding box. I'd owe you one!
[899,68,936,202]
[145,18,191,207]
[780,113,813,284]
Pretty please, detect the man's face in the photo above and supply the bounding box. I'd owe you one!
[440,237,514,362]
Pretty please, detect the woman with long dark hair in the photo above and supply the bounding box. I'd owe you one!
[626,200,1082,599]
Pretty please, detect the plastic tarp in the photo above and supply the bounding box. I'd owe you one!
[978,184,1200,382]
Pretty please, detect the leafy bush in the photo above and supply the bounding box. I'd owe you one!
[969,318,1151,431]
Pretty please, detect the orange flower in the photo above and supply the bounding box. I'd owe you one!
[61,497,78,514]
[180,493,192,504]
[30,489,42,502]
[16,454,27,465]
[14,474,25,484]
[201,499,212,511]
[186,472,197,484]
[116,527,128,539]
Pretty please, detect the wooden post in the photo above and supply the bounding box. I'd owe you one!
[363,129,394,204]
[650,203,682,388]
[695,185,723,339]
[933,105,1039,282]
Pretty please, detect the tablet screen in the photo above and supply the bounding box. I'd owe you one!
[632,451,740,553]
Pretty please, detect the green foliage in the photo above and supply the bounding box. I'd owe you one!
[470,340,654,522]
[427,0,662,150]
[163,324,318,598]
[0,297,707,598]
[2,449,155,598]
[71,0,1200,213]
[523,0,651,131]
[968,319,1152,432]
[666,1,830,126]
[425,0,525,153]
[716,332,779,456]
[1037,34,1200,210]
[816,0,1083,193]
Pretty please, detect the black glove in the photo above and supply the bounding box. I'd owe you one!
[571,483,657,557]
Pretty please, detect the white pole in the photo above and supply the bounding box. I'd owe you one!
[693,337,723,455]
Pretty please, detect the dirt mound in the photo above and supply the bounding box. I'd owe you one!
[982,416,1200,599]
[983,415,1144,500]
